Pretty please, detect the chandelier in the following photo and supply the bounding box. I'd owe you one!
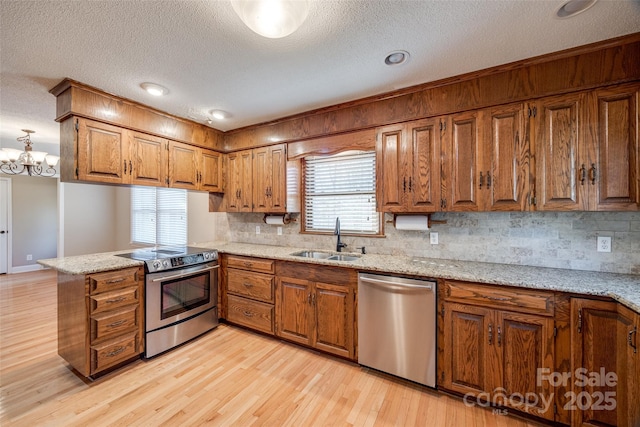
[0,130,59,177]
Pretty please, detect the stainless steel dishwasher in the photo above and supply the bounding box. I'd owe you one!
[358,273,437,387]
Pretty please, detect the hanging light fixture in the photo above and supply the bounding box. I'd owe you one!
[0,130,59,177]
[231,0,309,39]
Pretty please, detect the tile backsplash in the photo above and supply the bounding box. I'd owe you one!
[215,211,640,274]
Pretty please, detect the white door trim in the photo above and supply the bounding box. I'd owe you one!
[0,177,13,274]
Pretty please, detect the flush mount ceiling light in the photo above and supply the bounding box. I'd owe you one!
[385,50,410,66]
[556,0,598,18]
[209,109,230,120]
[231,0,309,39]
[140,82,169,96]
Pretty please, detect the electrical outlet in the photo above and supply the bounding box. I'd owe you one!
[277,226,283,236]
[430,232,439,245]
[255,226,260,235]
[26,254,33,261]
[597,236,611,253]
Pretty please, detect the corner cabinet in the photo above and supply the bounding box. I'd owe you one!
[440,280,556,421]
[57,267,144,378]
[275,261,356,360]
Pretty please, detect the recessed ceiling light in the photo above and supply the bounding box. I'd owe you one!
[140,82,169,96]
[385,50,410,66]
[209,110,229,120]
[556,0,598,18]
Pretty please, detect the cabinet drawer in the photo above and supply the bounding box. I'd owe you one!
[91,332,139,374]
[227,295,274,335]
[227,268,274,302]
[90,286,139,314]
[89,267,140,294]
[227,255,274,274]
[444,280,554,316]
[91,305,139,342]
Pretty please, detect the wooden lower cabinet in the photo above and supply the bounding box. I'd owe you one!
[57,266,144,377]
[276,262,356,360]
[441,280,555,421]
[571,298,640,427]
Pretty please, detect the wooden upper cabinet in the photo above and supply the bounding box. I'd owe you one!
[253,144,287,213]
[76,118,128,184]
[129,131,168,187]
[199,149,223,192]
[445,111,482,211]
[168,141,199,190]
[589,85,639,211]
[377,119,441,212]
[483,103,530,211]
[225,149,253,212]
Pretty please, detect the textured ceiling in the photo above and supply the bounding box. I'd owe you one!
[1,0,639,154]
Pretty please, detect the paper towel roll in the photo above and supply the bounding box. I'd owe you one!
[265,215,286,225]
[394,215,430,231]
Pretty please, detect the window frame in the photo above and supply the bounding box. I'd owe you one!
[130,186,188,246]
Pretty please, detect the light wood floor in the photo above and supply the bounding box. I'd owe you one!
[0,270,543,426]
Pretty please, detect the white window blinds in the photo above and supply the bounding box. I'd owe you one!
[131,187,187,246]
[304,151,379,234]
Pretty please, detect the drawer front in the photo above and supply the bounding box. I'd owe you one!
[227,295,274,335]
[226,255,274,274]
[444,280,554,316]
[89,267,140,294]
[91,332,139,374]
[91,305,139,342]
[227,269,274,302]
[90,287,139,314]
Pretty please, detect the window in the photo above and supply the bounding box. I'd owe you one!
[303,151,380,234]
[131,186,187,246]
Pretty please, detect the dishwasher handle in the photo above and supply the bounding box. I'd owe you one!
[359,275,434,292]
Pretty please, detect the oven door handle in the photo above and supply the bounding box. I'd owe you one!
[150,265,219,282]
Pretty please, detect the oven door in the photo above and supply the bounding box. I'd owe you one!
[146,262,218,332]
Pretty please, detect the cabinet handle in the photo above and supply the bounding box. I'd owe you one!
[579,164,586,185]
[107,319,127,328]
[243,282,253,288]
[486,171,491,188]
[106,346,125,358]
[497,326,502,346]
[106,278,125,284]
[486,296,510,302]
[243,311,253,317]
[408,177,412,192]
[129,160,132,175]
[589,164,597,185]
[308,293,312,304]
[123,160,127,174]
[578,308,583,333]
[629,327,637,354]
[243,261,253,268]
[479,172,484,189]
[106,296,127,304]
[488,324,493,345]
[311,294,316,306]
[403,177,407,193]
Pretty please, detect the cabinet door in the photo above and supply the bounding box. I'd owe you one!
[377,124,408,212]
[313,282,354,359]
[589,85,639,211]
[199,149,223,192]
[618,305,640,427]
[408,118,442,212]
[484,104,530,211]
[252,146,270,212]
[268,144,287,212]
[446,111,482,211]
[442,302,494,395]
[535,93,586,210]
[497,311,555,420]
[225,152,242,211]
[77,118,128,184]
[276,277,312,346]
[129,131,167,187]
[168,141,199,190]
[238,149,253,212]
[572,299,626,427]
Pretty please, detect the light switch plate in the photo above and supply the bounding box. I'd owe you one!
[256,226,260,235]
[277,226,283,235]
[430,232,439,245]
[597,236,611,253]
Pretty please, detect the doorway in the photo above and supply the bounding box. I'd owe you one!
[0,178,11,274]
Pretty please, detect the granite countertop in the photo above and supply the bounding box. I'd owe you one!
[39,241,640,313]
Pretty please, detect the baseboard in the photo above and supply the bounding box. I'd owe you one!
[10,264,46,274]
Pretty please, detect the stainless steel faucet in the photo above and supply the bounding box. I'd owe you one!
[335,217,347,252]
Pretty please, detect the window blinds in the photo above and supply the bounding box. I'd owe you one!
[131,187,187,246]
[304,151,379,234]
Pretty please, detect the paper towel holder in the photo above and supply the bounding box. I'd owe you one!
[263,213,295,225]
[387,214,447,228]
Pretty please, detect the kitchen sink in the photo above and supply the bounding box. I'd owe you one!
[290,250,333,259]
[327,254,361,262]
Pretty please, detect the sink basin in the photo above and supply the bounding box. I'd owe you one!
[327,254,361,262]
[290,250,332,259]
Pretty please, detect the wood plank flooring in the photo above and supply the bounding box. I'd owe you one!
[0,270,543,426]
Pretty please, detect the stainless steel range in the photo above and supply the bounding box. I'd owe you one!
[116,246,219,357]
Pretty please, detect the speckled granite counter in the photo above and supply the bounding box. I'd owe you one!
[39,242,640,313]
